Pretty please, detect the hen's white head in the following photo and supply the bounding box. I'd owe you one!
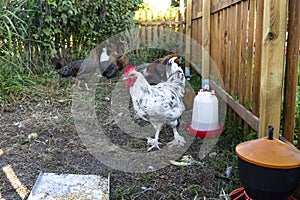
[100,48,110,62]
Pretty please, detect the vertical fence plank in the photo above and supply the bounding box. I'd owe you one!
[225,8,231,93]
[227,3,238,123]
[219,10,226,84]
[197,16,202,47]
[230,4,238,96]
[136,29,141,57]
[235,3,242,97]
[221,9,227,90]
[198,0,203,46]
[191,18,198,62]
[153,11,158,45]
[282,0,300,144]
[185,0,192,69]
[165,11,171,50]
[245,0,255,110]
[178,9,184,55]
[238,1,248,108]
[147,11,152,47]
[210,12,219,82]
[202,0,211,81]
[171,11,176,32]
[216,10,222,82]
[140,11,146,49]
[259,0,288,137]
[159,12,165,46]
[252,0,264,116]
[189,0,201,76]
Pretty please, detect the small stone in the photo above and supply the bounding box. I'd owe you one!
[28,133,38,140]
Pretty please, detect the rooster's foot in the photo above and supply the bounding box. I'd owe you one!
[146,137,161,151]
[168,135,186,147]
[84,83,90,90]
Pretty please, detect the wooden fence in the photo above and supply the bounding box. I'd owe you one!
[133,8,186,55]
[185,0,300,148]
[134,1,300,149]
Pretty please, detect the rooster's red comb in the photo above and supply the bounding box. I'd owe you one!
[124,65,136,76]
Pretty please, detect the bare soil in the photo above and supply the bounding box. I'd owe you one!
[0,78,241,200]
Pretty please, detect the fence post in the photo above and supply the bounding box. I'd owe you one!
[185,0,192,77]
[259,0,288,138]
[202,0,211,88]
[282,0,300,145]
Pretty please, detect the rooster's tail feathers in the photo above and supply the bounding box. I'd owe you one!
[166,57,181,76]
[166,57,186,92]
[166,57,184,79]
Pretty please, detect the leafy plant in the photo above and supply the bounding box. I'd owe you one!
[0,0,142,105]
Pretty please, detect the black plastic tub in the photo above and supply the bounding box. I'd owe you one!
[238,157,300,200]
[236,125,300,200]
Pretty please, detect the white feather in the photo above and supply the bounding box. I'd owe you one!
[100,48,109,62]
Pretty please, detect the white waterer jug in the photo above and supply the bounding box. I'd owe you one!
[191,89,219,131]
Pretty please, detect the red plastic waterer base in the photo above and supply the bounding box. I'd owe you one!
[184,122,224,139]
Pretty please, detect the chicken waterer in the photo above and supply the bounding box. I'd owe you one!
[185,88,224,138]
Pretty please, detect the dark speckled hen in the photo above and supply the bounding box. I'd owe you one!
[59,60,83,78]
[54,49,98,90]
[75,48,99,90]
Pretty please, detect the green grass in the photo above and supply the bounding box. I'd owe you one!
[0,63,67,106]
[111,185,141,199]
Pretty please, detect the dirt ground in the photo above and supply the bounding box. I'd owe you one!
[0,78,242,200]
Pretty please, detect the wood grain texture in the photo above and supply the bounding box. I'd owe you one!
[259,0,287,138]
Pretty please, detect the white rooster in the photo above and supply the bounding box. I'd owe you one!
[124,57,186,151]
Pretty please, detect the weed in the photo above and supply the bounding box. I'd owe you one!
[185,184,205,197]
[111,185,140,199]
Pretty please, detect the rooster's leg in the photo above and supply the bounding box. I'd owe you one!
[146,130,161,151]
[84,82,90,90]
[77,80,81,89]
[168,128,186,147]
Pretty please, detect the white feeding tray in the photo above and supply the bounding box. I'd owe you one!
[27,172,110,200]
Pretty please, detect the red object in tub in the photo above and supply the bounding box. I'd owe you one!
[229,187,252,200]
[228,187,297,200]
[184,122,224,138]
